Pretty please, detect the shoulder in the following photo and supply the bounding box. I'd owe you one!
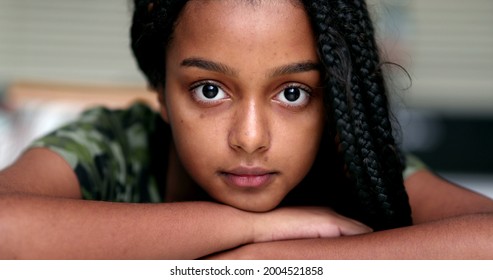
[28,102,166,202]
[403,153,428,180]
[403,155,493,224]
[30,102,159,157]
[77,101,158,134]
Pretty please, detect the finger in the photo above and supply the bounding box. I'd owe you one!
[337,218,373,236]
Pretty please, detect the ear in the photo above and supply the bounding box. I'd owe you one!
[156,87,170,124]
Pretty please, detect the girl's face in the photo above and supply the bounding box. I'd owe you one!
[161,0,325,212]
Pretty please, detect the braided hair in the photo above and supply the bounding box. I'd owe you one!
[130,0,413,231]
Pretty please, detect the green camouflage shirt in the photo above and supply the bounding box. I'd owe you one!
[29,102,170,203]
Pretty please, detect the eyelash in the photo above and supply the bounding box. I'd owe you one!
[188,80,313,108]
[189,80,228,105]
[276,83,312,109]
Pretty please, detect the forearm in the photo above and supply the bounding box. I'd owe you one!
[0,194,251,259]
[209,213,493,259]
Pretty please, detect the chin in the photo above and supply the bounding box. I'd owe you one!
[209,190,285,212]
[227,199,281,213]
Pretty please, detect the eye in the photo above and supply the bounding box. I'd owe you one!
[275,85,311,108]
[190,81,228,104]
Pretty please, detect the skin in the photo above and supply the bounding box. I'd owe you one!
[1,0,493,259]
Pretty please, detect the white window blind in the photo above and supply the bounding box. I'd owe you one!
[371,0,493,113]
[0,0,146,87]
[407,0,493,113]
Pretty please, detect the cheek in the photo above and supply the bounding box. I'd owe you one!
[280,127,321,170]
[173,122,212,157]
[276,110,325,181]
[170,115,224,177]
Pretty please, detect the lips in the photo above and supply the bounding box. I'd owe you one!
[220,167,277,189]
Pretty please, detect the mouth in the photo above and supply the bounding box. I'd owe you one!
[219,167,278,189]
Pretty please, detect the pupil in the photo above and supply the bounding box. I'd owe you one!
[203,85,219,98]
[284,88,300,102]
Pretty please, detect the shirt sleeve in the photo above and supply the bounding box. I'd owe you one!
[28,102,163,203]
[403,153,428,180]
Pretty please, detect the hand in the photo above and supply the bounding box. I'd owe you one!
[250,206,372,243]
[202,207,372,260]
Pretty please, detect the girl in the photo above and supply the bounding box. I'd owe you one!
[0,0,492,259]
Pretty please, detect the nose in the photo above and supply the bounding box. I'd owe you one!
[229,100,270,154]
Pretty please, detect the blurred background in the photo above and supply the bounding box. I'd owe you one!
[0,0,492,198]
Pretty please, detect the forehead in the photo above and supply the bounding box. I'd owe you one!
[183,0,303,10]
[178,0,307,30]
[168,0,317,64]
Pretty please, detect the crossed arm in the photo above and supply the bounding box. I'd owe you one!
[206,213,493,259]
[206,170,493,259]
[1,148,493,259]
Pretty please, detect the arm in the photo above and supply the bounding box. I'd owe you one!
[0,148,370,259]
[207,170,493,259]
[0,149,251,259]
[0,194,252,259]
[206,213,493,259]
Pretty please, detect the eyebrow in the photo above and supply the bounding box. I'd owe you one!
[268,61,321,77]
[181,58,238,76]
[180,57,321,77]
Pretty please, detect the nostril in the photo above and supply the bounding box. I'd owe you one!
[228,129,270,154]
[228,101,271,154]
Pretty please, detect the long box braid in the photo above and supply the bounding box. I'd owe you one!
[303,0,412,230]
